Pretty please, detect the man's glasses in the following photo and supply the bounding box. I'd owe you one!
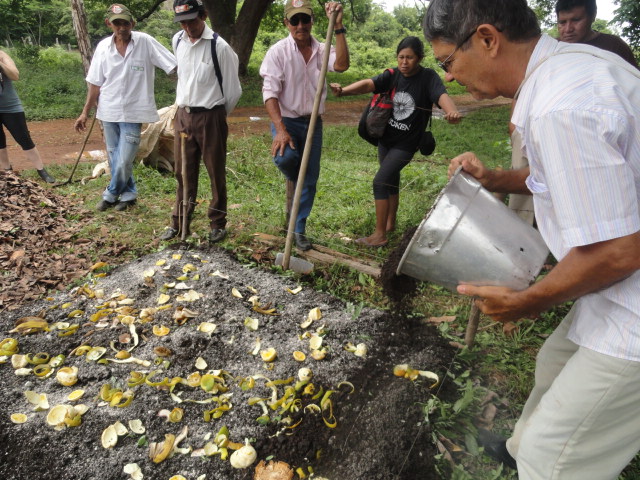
[289,13,312,26]
[437,28,477,73]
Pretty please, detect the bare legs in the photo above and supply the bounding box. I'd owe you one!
[0,148,10,170]
[357,195,398,247]
[357,146,411,246]
[0,147,54,182]
[24,147,45,170]
[386,193,399,232]
[25,147,55,183]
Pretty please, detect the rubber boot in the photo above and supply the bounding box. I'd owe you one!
[37,168,55,183]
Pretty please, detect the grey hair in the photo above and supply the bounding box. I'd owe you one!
[423,0,540,47]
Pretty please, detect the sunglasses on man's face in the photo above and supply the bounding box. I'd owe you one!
[289,13,311,26]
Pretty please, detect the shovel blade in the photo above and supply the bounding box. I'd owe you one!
[275,252,314,274]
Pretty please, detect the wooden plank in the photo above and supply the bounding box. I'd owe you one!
[253,232,381,277]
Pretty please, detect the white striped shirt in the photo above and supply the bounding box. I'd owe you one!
[512,34,640,360]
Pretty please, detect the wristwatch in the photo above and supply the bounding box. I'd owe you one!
[334,28,346,35]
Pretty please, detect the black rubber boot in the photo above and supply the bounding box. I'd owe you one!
[478,428,517,470]
[37,168,55,183]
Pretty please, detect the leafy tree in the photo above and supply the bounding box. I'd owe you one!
[393,4,426,32]
[614,0,640,50]
[0,0,70,46]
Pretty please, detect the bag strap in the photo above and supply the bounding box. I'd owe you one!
[176,31,224,96]
[387,68,400,97]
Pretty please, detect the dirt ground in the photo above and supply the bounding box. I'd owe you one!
[0,244,457,480]
[6,95,510,173]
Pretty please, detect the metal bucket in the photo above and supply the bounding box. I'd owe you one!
[397,167,549,291]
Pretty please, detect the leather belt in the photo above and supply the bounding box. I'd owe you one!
[183,105,223,113]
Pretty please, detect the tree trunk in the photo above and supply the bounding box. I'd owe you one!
[203,0,275,75]
[70,0,93,76]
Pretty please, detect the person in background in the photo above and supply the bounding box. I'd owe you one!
[260,0,349,251]
[330,36,461,247]
[74,3,176,212]
[508,0,637,225]
[424,0,640,477]
[557,0,638,67]
[0,50,55,183]
[158,0,241,243]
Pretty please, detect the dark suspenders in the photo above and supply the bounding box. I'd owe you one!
[175,31,224,95]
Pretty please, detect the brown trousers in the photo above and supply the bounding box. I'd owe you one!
[172,106,228,231]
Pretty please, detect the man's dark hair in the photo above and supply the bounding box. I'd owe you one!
[397,36,425,58]
[423,0,540,48]
[555,0,597,19]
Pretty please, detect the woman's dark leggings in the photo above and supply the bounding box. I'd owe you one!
[0,111,35,150]
[373,144,413,200]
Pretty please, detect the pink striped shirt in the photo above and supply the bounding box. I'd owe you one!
[260,34,337,118]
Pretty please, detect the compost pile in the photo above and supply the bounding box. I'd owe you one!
[0,171,93,311]
[0,241,458,480]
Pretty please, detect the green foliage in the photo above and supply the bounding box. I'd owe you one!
[15,44,40,64]
[137,9,176,49]
[393,4,427,32]
[616,0,640,51]
[352,9,408,49]
[348,40,397,76]
[37,45,83,69]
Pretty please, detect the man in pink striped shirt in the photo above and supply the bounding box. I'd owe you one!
[260,0,349,251]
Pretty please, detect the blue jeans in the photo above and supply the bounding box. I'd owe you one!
[102,121,141,203]
[271,117,322,234]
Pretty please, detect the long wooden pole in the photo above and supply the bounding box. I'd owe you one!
[282,12,337,270]
[180,132,189,241]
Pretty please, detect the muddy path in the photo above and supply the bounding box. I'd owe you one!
[7,95,510,173]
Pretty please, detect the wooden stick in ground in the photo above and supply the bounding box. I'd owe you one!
[282,11,337,270]
[54,115,97,187]
[465,303,481,348]
[180,132,188,242]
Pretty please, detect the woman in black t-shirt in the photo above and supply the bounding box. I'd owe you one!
[330,36,461,247]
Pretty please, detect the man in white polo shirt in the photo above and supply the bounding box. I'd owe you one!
[74,3,176,212]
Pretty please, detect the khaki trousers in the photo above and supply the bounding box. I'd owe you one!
[506,305,640,479]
